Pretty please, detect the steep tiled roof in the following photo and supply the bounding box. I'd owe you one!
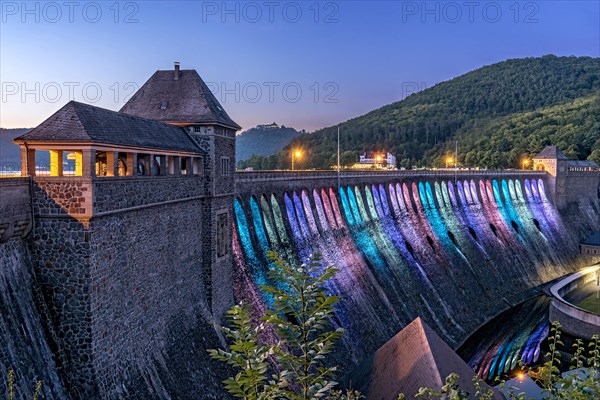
[120,69,241,130]
[347,317,503,400]
[14,101,202,153]
[534,146,569,160]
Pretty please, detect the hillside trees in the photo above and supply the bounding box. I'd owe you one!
[241,56,600,170]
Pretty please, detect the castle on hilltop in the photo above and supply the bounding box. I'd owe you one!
[256,122,279,129]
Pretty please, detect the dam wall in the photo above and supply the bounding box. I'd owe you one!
[0,237,67,399]
[0,178,64,397]
[1,168,599,398]
[232,171,600,371]
[0,178,32,242]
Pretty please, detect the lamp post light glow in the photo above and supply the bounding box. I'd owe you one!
[376,154,382,169]
[446,156,453,169]
[522,159,530,170]
[292,150,302,171]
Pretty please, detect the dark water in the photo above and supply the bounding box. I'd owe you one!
[458,296,551,383]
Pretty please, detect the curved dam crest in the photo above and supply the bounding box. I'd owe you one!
[232,172,600,369]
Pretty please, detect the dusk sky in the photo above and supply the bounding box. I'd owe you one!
[1,1,598,132]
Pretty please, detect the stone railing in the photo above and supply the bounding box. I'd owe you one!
[30,175,211,220]
[235,169,547,183]
[234,169,548,200]
[91,175,210,215]
[0,177,32,242]
[549,265,600,340]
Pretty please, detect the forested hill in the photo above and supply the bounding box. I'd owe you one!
[0,128,31,171]
[243,55,600,170]
[236,124,303,163]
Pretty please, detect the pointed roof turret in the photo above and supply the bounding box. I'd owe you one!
[120,64,241,130]
[347,317,503,399]
[533,146,569,160]
[14,101,201,153]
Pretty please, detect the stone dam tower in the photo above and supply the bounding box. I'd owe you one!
[5,63,240,398]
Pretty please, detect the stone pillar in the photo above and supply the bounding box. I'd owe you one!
[185,157,193,175]
[20,146,36,176]
[167,156,172,175]
[105,152,118,177]
[143,155,151,176]
[158,155,167,176]
[82,148,96,178]
[74,152,83,176]
[193,158,202,175]
[167,156,175,175]
[49,150,63,177]
[126,153,137,176]
[174,156,181,175]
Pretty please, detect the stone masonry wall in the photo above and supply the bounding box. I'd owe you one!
[89,199,230,399]
[0,178,32,242]
[204,129,235,315]
[92,175,210,214]
[31,217,96,398]
[565,171,600,204]
[0,237,68,399]
[33,179,92,218]
[213,133,236,196]
[202,196,234,317]
[29,174,233,399]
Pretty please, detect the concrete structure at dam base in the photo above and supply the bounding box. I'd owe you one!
[549,265,600,340]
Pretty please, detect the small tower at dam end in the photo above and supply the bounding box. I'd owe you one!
[10,63,240,398]
[532,145,600,209]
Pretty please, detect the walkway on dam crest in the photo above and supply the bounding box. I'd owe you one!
[235,169,548,196]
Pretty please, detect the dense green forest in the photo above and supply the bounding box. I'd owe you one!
[240,55,600,170]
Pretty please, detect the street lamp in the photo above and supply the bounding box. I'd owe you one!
[292,150,302,171]
[522,159,530,170]
[375,155,382,169]
[446,156,453,169]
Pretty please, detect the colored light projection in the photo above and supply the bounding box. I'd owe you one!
[232,178,574,371]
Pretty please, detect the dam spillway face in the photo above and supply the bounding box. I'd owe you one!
[232,177,587,366]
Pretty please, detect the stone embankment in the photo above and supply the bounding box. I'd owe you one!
[549,265,600,339]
